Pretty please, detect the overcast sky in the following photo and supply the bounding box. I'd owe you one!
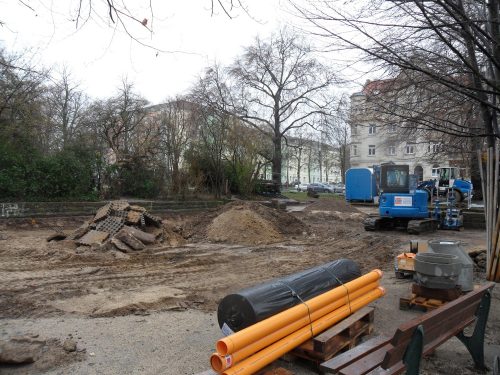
[1,0,302,104]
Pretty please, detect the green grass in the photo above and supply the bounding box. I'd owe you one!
[282,191,344,202]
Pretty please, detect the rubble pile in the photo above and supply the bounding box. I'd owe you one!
[49,201,183,252]
[468,249,487,271]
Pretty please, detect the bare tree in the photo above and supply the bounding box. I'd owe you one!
[293,0,500,279]
[192,29,337,189]
[0,48,48,150]
[322,96,351,183]
[156,99,197,194]
[6,1,251,51]
[88,78,151,165]
[293,0,499,144]
[44,68,87,150]
[193,107,231,198]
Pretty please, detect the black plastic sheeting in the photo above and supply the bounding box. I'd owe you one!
[217,259,361,333]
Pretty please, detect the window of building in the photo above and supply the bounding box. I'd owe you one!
[405,144,415,154]
[388,145,396,156]
[368,124,376,135]
[352,144,358,156]
[368,145,376,156]
[351,125,358,136]
[428,143,441,153]
[431,164,440,178]
[388,124,397,133]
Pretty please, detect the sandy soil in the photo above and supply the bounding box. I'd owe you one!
[0,198,498,374]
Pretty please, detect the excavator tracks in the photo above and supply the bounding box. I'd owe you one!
[407,219,439,234]
[364,216,438,234]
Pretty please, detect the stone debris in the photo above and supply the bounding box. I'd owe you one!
[0,335,46,364]
[468,249,487,271]
[64,201,183,252]
[62,339,77,353]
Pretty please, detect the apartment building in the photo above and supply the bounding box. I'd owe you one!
[349,80,462,181]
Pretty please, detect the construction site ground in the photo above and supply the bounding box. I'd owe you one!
[0,197,499,374]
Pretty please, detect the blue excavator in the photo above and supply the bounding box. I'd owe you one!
[363,164,463,234]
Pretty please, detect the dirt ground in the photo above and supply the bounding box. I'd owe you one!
[0,197,498,374]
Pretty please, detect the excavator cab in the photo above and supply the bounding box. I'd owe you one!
[364,164,435,233]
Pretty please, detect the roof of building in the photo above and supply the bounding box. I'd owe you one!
[362,78,396,95]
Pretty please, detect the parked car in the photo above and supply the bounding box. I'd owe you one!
[332,183,345,194]
[295,183,309,192]
[307,183,333,193]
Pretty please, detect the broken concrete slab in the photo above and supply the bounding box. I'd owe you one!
[95,216,124,236]
[129,205,146,212]
[93,203,112,223]
[143,212,162,227]
[115,229,145,250]
[122,226,156,244]
[126,210,142,225]
[110,237,132,252]
[110,200,130,211]
[76,230,109,246]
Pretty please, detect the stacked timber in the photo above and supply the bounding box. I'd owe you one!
[210,270,385,375]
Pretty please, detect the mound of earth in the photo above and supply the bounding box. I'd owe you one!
[303,198,361,213]
[306,210,366,222]
[207,201,306,245]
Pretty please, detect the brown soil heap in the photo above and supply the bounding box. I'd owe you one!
[47,200,184,252]
[207,201,305,245]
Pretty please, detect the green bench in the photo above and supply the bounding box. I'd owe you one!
[321,282,495,375]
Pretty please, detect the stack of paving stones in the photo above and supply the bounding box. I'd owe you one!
[66,201,163,252]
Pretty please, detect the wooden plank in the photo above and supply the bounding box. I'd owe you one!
[320,336,391,373]
[391,283,493,345]
[313,307,374,353]
[339,344,393,375]
[382,305,479,369]
[368,362,405,375]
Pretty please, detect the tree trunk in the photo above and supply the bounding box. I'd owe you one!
[470,137,483,199]
[297,148,303,183]
[272,136,282,190]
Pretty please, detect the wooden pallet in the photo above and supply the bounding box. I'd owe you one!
[290,306,374,366]
[400,284,462,312]
[399,294,445,311]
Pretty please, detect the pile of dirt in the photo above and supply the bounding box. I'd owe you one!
[305,210,366,222]
[303,199,361,213]
[207,201,306,245]
[47,201,184,253]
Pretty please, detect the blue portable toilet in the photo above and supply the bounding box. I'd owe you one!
[345,168,378,202]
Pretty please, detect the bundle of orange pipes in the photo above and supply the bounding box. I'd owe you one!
[210,269,385,375]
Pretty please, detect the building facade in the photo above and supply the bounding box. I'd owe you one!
[349,80,464,181]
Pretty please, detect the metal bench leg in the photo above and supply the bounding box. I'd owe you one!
[456,290,492,370]
[403,325,424,375]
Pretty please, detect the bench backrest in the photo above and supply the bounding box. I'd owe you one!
[382,282,495,369]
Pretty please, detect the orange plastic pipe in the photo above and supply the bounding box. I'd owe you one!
[217,269,383,356]
[222,287,385,375]
[210,281,380,372]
